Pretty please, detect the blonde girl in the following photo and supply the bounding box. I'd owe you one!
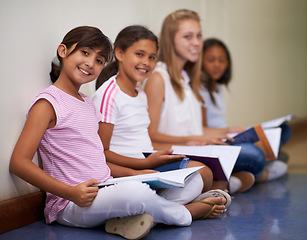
[144,9,232,148]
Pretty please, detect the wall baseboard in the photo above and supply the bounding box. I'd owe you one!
[0,191,45,234]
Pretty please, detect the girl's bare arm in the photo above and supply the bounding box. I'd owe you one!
[145,72,233,146]
[10,99,100,207]
[98,122,184,169]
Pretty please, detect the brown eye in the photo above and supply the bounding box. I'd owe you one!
[97,59,104,65]
[82,50,89,55]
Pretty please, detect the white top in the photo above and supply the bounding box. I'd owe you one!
[92,76,153,158]
[199,83,227,128]
[152,61,203,136]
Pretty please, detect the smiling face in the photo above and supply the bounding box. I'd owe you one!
[173,19,203,68]
[59,44,106,87]
[203,45,229,81]
[116,39,157,85]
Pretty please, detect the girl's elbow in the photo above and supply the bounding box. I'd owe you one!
[148,126,158,137]
[9,158,18,174]
[148,131,158,142]
[9,154,23,175]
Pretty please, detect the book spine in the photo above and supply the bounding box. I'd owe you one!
[254,124,276,161]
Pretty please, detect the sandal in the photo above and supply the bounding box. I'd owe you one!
[192,199,218,219]
[105,213,154,240]
[193,189,232,209]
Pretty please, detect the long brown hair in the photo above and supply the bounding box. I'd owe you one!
[50,26,112,83]
[158,9,203,101]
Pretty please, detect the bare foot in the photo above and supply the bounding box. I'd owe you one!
[185,197,226,220]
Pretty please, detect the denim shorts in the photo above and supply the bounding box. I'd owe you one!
[153,157,190,172]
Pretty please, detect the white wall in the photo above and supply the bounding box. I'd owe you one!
[1,0,306,201]
[202,0,307,126]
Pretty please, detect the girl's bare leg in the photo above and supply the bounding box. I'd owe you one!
[187,161,213,192]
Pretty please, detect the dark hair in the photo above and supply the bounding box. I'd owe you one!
[201,38,232,105]
[95,25,158,90]
[50,26,112,83]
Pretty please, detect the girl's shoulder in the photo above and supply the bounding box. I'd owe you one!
[135,85,147,98]
[37,85,79,100]
[154,61,167,73]
[28,85,62,118]
[98,75,118,91]
[33,85,60,104]
[216,83,222,92]
[38,85,58,95]
[93,76,119,98]
[151,62,169,84]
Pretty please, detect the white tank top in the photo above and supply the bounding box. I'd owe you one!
[153,62,203,136]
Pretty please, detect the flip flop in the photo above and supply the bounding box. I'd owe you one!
[193,189,232,209]
[191,199,218,219]
[105,213,154,240]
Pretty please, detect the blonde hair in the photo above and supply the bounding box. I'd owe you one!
[158,9,203,101]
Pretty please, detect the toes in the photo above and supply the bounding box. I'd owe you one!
[208,209,224,218]
[207,196,227,206]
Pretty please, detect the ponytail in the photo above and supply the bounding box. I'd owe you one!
[96,61,119,90]
[50,62,61,83]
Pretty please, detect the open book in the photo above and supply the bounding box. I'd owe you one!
[95,166,203,189]
[226,124,281,161]
[227,114,292,161]
[144,145,241,182]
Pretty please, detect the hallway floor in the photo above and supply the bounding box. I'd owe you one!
[1,173,306,240]
[1,122,306,240]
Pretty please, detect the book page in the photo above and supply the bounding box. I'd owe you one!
[264,127,281,159]
[171,145,241,181]
[261,114,293,129]
[96,166,203,188]
[228,114,292,138]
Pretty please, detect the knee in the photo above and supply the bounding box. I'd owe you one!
[187,161,213,191]
[235,144,266,175]
[249,145,266,166]
[114,181,156,202]
[240,144,266,164]
[280,123,292,145]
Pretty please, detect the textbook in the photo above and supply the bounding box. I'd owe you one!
[95,166,204,189]
[226,124,281,161]
[226,114,292,161]
[144,145,241,182]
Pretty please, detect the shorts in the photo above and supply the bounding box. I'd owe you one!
[153,157,190,172]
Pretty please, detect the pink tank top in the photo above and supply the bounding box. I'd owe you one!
[30,85,111,223]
